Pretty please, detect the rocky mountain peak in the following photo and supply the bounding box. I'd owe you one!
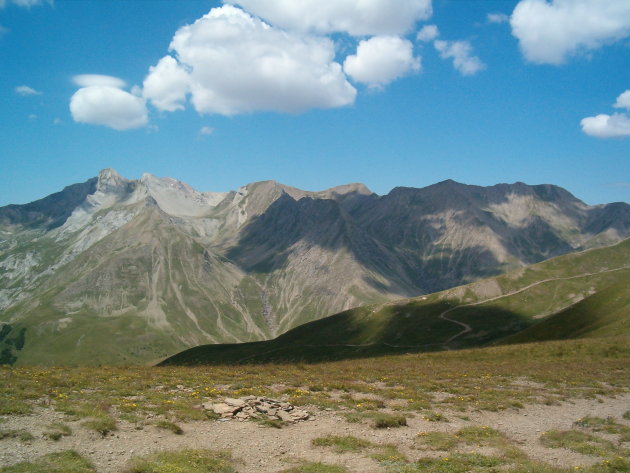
[324,182,373,197]
[96,168,130,194]
[140,173,194,194]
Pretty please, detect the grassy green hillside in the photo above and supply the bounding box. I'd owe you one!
[500,279,630,344]
[161,238,630,365]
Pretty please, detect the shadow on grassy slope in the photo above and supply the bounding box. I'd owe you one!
[159,301,531,365]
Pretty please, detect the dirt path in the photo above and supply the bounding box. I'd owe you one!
[439,307,472,342]
[1,393,628,473]
[433,264,630,343]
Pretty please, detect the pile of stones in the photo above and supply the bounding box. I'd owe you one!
[204,396,311,423]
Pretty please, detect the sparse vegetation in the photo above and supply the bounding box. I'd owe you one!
[575,416,630,441]
[370,444,408,464]
[124,449,234,473]
[344,411,407,428]
[278,462,349,473]
[0,399,32,416]
[373,412,407,428]
[422,411,449,422]
[154,420,183,435]
[396,452,504,472]
[0,429,34,442]
[82,415,117,437]
[43,422,72,441]
[0,451,95,473]
[456,425,505,446]
[312,435,374,453]
[417,431,459,451]
[416,425,518,460]
[540,430,623,457]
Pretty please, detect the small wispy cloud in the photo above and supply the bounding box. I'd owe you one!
[1,0,53,9]
[417,24,439,42]
[15,85,42,96]
[487,13,509,24]
[199,126,214,136]
[607,182,630,189]
[0,25,8,36]
[434,40,485,76]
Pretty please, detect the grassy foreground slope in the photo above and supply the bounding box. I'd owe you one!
[161,238,630,365]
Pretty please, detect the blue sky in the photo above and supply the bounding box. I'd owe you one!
[1,0,629,207]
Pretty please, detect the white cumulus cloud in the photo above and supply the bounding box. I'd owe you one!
[144,5,356,116]
[511,0,630,65]
[15,85,41,96]
[142,56,189,112]
[581,113,630,139]
[70,75,148,131]
[581,90,630,139]
[417,24,439,42]
[344,36,420,88]
[434,40,485,76]
[225,0,432,36]
[614,90,630,110]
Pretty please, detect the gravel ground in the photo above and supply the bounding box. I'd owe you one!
[1,393,629,472]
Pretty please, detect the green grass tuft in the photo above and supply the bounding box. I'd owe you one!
[0,399,32,416]
[0,429,34,442]
[422,411,449,422]
[373,412,407,428]
[370,444,407,464]
[278,462,349,473]
[399,452,504,472]
[0,450,95,473]
[345,411,407,428]
[417,431,459,451]
[540,430,622,457]
[124,450,234,473]
[81,415,117,437]
[154,420,183,435]
[456,425,504,445]
[312,435,374,453]
[43,422,72,441]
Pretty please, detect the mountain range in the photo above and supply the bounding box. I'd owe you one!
[1,169,629,365]
[161,237,630,365]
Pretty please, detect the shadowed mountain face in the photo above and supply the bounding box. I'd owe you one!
[1,169,629,365]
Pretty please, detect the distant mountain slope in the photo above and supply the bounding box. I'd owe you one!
[1,169,630,365]
[160,238,630,365]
